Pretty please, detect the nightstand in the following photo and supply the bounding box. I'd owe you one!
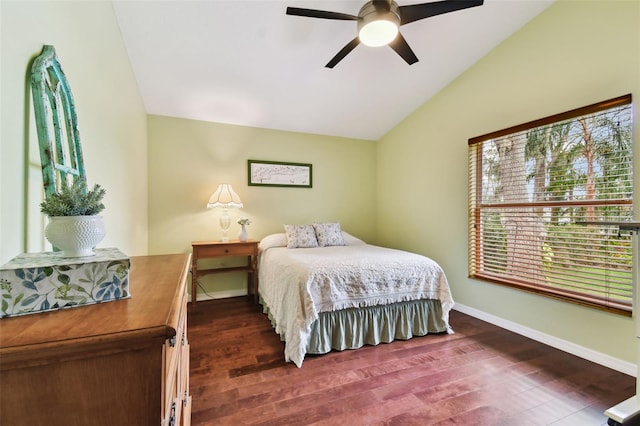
[190,240,259,305]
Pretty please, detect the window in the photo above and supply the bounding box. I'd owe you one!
[468,95,633,315]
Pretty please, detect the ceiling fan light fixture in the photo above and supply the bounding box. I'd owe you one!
[359,20,398,47]
[357,1,400,47]
[286,0,484,68]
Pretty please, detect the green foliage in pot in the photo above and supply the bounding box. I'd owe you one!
[40,180,106,216]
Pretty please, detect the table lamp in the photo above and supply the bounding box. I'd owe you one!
[207,183,243,242]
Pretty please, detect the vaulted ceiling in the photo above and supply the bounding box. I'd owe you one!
[113,0,554,140]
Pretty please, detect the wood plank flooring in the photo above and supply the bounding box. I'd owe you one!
[188,297,635,425]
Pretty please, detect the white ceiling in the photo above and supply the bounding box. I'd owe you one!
[113,0,553,141]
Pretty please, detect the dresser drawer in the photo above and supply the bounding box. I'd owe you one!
[162,284,189,424]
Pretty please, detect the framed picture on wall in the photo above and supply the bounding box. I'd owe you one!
[247,160,312,188]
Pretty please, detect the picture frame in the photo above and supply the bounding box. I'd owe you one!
[247,159,312,188]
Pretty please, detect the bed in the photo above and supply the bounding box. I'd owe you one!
[258,223,454,367]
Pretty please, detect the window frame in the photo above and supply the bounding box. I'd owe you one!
[468,94,633,316]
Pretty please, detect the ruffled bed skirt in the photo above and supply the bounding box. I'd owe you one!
[307,299,447,353]
[263,299,448,356]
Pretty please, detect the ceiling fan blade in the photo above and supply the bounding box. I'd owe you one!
[388,33,419,65]
[398,0,483,25]
[326,37,360,68]
[286,7,358,21]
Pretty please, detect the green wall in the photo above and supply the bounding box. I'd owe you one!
[0,1,148,264]
[147,115,376,298]
[377,0,640,365]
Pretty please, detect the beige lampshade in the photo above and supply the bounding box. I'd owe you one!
[207,183,243,209]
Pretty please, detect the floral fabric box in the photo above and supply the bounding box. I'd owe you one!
[0,248,130,318]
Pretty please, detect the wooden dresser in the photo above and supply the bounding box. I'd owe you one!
[0,253,192,426]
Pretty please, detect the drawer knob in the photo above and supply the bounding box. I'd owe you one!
[225,249,229,254]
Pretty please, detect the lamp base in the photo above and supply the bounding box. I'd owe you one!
[219,208,231,243]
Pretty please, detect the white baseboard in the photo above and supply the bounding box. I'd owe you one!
[453,303,637,377]
[195,289,247,302]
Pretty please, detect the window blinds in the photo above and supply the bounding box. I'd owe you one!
[468,95,633,314]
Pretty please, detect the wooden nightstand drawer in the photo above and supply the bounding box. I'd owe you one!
[193,242,257,258]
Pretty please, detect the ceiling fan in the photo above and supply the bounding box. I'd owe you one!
[286,0,484,68]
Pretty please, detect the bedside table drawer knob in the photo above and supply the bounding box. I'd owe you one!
[224,249,229,254]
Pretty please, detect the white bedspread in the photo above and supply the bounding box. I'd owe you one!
[258,237,454,367]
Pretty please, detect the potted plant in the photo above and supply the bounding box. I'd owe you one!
[40,179,106,257]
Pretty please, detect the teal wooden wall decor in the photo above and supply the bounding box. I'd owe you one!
[30,45,86,198]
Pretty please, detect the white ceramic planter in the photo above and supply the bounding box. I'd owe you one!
[45,215,106,257]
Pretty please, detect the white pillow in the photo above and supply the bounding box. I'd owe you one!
[341,231,366,246]
[283,224,318,248]
[312,222,345,247]
[259,233,287,253]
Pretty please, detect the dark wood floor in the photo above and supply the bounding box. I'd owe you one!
[188,297,635,425]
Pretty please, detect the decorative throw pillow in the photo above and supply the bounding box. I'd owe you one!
[283,224,318,248]
[312,222,346,247]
